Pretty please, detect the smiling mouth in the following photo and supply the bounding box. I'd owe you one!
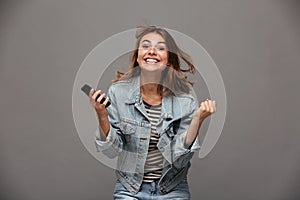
[144,58,160,64]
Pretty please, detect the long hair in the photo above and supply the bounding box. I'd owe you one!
[115,25,196,95]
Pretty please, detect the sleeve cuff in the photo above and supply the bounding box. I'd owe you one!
[173,133,201,161]
[94,126,114,151]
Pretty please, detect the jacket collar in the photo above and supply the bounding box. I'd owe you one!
[124,76,142,105]
[124,75,174,120]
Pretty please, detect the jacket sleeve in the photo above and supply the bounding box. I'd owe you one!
[94,85,125,159]
[171,94,201,166]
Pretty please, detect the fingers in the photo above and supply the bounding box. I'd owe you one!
[89,88,94,98]
[212,100,216,112]
[92,90,101,100]
[207,99,216,113]
[96,93,106,104]
[201,99,216,114]
[200,101,207,112]
[89,89,99,105]
[89,89,110,108]
[204,99,210,112]
[103,96,110,106]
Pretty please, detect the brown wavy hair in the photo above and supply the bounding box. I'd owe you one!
[115,25,195,95]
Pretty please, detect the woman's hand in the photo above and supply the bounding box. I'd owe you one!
[193,99,216,122]
[185,99,216,145]
[89,89,110,137]
[89,89,110,120]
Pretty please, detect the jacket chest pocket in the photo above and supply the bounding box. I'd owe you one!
[119,120,139,151]
[120,121,137,135]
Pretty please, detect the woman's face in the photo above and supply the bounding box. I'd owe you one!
[137,32,169,72]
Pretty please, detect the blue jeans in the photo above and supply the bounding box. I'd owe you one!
[113,179,191,200]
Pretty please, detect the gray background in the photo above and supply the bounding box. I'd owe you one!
[1,0,300,199]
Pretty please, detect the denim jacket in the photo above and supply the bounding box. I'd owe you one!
[94,75,201,194]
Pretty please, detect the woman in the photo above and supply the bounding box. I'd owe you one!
[89,25,216,199]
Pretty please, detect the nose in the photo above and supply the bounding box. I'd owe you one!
[148,46,156,55]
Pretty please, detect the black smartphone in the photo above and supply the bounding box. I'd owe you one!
[81,83,111,108]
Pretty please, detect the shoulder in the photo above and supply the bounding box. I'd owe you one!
[173,88,199,112]
[109,77,135,90]
[174,87,198,102]
[108,76,138,97]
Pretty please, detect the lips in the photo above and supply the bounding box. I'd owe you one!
[144,58,160,64]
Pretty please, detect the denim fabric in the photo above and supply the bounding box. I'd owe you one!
[113,179,191,200]
[95,74,201,195]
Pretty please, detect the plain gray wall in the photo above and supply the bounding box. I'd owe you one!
[1,0,300,199]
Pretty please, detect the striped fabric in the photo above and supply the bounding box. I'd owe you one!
[142,100,164,183]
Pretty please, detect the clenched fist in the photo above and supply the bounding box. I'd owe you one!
[194,99,216,121]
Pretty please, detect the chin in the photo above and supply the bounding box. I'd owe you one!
[140,64,167,72]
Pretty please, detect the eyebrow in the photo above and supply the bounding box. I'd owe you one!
[141,39,166,44]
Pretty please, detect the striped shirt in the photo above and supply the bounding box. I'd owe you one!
[142,100,164,183]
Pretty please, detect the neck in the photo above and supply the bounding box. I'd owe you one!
[140,83,159,96]
[140,83,162,105]
[140,71,163,105]
[140,70,162,95]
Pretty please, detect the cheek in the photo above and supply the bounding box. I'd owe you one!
[136,52,144,64]
[161,52,169,63]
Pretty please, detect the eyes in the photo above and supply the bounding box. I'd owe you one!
[140,43,167,51]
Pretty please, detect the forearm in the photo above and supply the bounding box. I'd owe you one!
[185,98,216,146]
[185,116,204,146]
[98,115,110,140]
[94,116,122,159]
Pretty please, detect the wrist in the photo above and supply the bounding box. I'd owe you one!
[97,113,108,121]
[193,113,204,122]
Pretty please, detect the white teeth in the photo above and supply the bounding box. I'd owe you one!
[146,58,158,63]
